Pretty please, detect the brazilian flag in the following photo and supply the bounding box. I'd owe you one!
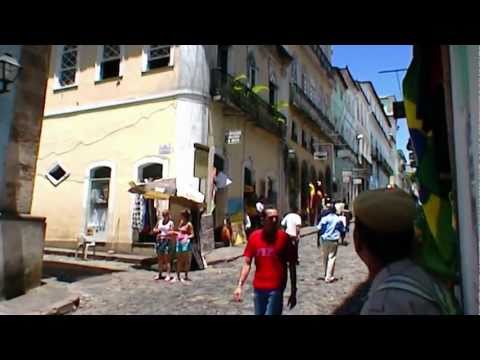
[402,46,458,284]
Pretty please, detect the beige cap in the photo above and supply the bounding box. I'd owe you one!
[335,203,345,214]
[353,189,416,233]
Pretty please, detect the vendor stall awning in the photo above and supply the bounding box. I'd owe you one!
[128,178,205,205]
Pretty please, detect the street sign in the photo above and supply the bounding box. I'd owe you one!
[314,151,328,161]
[353,178,363,185]
[226,130,242,145]
[342,171,353,177]
[159,144,173,155]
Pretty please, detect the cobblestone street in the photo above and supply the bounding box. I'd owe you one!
[69,229,368,315]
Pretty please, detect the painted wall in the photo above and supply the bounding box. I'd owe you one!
[31,99,178,249]
[45,45,180,114]
[449,45,479,314]
[0,45,50,300]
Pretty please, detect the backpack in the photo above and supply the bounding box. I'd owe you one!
[375,273,460,315]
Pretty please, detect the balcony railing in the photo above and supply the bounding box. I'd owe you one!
[211,69,286,138]
[290,82,339,144]
[309,45,333,76]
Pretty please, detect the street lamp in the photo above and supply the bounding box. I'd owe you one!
[0,53,22,94]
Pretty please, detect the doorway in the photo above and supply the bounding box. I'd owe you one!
[137,163,164,243]
[86,166,111,240]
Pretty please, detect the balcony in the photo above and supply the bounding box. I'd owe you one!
[210,69,286,138]
[309,45,333,76]
[290,82,337,143]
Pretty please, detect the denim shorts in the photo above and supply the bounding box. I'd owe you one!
[155,238,170,255]
[254,289,284,315]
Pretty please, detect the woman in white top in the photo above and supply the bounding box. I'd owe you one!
[152,210,174,281]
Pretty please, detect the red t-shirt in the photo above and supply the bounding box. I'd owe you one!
[244,229,297,291]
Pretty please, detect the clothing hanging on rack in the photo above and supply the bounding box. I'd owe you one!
[132,194,145,231]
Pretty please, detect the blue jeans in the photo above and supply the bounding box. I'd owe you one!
[254,289,284,315]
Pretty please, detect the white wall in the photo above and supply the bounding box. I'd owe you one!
[449,45,479,314]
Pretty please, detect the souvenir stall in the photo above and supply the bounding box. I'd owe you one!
[129,178,207,270]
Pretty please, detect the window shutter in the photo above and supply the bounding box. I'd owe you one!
[169,45,175,67]
[95,46,103,81]
[142,46,148,72]
[119,45,125,77]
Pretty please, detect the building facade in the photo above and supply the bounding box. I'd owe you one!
[0,45,50,300]
[358,81,396,189]
[32,45,211,253]
[331,67,359,206]
[31,44,402,254]
[33,45,331,252]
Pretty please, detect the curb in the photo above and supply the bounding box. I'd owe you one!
[40,295,80,315]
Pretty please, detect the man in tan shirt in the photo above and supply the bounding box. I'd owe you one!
[353,189,457,315]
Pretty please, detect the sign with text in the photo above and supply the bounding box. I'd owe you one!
[225,130,242,145]
[353,178,363,185]
[159,144,173,155]
[314,151,328,161]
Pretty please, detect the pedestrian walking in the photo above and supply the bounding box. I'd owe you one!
[172,209,194,283]
[353,189,459,315]
[316,197,333,247]
[152,210,175,281]
[233,207,298,315]
[317,202,346,283]
[335,202,348,245]
[281,206,302,265]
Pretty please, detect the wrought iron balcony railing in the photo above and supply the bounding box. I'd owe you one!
[210,69,286,138]
[289,82,340,145]
[309,45,333,76]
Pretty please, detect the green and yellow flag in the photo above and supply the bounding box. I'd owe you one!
[402,46,458,284]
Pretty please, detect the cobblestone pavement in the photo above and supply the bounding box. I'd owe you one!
[69,229,368,315]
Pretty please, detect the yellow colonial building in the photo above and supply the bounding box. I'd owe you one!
[32,45,211,254]
[32,44,338,254]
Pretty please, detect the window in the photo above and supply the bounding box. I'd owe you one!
[269,73,278,107]
[217,45,229,73]
[141,164,163,181]
[291,121,298,142]
[146,45,171,70]
[56,45,78,88]
[291,59,298,84]
[46,162,70,186]
[247,52,257,88]
[310,136,315,154]
[88,166,112,235]
[301,129,307,148]
[266,177,276,206]
[309,79,316,102]
[302,72,308,93]
[99,45,122,80]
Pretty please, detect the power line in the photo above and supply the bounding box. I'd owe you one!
[378,68,408,97]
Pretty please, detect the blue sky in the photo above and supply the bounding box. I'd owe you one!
[332,45,412,155]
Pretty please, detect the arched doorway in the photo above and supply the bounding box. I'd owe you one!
[136,162,164,243]
[300,160,309,221]
[138,163,163,182]
[325,165,333,197]
[288,156,299,212]
[310,166,317,185]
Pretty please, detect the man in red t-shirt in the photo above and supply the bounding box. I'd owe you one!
[233,208,298,315]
